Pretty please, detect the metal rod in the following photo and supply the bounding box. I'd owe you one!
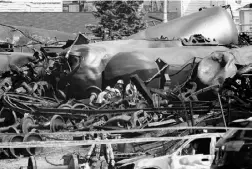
[178,86,190,129]
[189,101,195,134]
[217,93,227,131]
[228,97,231,125]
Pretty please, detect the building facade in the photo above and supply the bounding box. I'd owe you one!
[0,0,63,12]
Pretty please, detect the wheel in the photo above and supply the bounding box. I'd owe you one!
[72,103,89,110]
[85,86,102,98]
[0,128,20,158]
[50,115,66,132]
[58,104,72,109]
[23,133,43,156]
[7,135,24,158]
[136,101,148,109]
[21,116,35,134]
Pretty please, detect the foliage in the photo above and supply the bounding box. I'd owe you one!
[92,1,146,39]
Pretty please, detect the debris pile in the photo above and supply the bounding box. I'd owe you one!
[0,46,230,160]
[0,6,252,169]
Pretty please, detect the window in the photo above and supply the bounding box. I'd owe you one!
[143,1,164,12]
[181,138,211,155]
[63,5,69,12]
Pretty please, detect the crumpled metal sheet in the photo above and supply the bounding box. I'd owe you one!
[59,44,230,99]
[197,46,252,87]
[104,46,229,90]
[127,7,238,45]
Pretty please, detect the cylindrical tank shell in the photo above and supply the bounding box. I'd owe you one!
[104,52,160,88]
[104,46,229,89]
[127,7,238,45]
[64,45,229,99]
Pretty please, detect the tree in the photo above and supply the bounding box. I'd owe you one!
[92,1,146,39]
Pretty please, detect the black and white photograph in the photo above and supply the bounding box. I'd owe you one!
[0,0,252,169]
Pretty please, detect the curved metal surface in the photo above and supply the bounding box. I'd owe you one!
[104,51,160,88]
[61,43,229,99]
[104,46,229,90]
[59,37,186,98]
[127,7,238,45]
[50,115,66,132]
[85,39,183,48]
[8,135,24,158]
[23,133,43,156]
[21,116,35,134]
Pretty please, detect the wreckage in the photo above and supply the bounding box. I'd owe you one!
[56,7,239,100]
[0,7,241,100]
[0,6,251,169]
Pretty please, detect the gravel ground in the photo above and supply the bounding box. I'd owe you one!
[0,146,89,169]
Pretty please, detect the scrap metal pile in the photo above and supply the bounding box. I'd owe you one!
[0,45,222,158]
[0,6,252,169]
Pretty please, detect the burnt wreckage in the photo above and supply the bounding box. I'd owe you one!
[0,6,251,169]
